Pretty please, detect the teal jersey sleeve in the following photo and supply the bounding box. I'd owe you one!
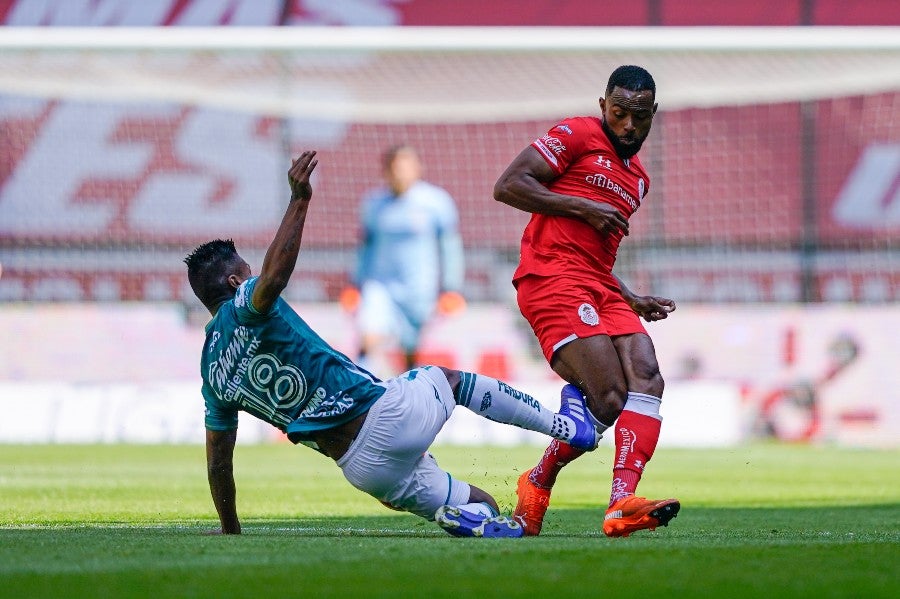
[199,277,386,442]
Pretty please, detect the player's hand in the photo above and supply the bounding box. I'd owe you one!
[339,286,361,313]
[585,201,629,236]
[288,150,318,202]
[437,291,466,315]
[630,295,675,322]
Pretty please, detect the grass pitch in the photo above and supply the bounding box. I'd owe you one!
[1,443,898,598]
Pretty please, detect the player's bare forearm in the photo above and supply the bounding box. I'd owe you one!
[613,274,638,303]
[494,147,629,235]
[253,151,318,313]
[255,200,309,303]
[494,148,587,216]
[206,429,241,534]
[614,274,676,322]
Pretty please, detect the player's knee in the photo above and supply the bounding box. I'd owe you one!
[439,367,462,392]
[631,367,665,398]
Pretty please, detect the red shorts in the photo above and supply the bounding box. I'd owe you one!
[515,274,646,363]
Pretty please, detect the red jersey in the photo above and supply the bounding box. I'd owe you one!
[512,116,650,284]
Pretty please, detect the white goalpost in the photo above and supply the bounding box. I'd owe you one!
[2,26,900,122]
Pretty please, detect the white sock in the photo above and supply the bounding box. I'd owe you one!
[454,372,555,434]
[624,391,663,421]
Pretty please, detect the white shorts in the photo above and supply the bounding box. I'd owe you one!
[336,366,470,519]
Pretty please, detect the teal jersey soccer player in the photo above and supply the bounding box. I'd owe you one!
[185,150,601,538]
[201,274,384,444]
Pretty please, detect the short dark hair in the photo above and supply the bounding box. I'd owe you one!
[184,239,239,309]
[606,65,656,98]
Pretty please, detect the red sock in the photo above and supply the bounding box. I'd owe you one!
[610,409,662,505]
[529,439,585,489]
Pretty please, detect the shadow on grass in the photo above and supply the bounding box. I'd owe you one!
[220,503,900,542]
[3,504,897,542]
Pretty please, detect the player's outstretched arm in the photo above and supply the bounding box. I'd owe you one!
[494,147,630,236]
[252,151,318,314]
[206,428,241,534]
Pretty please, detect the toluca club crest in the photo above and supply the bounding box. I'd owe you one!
[578,303,600,326]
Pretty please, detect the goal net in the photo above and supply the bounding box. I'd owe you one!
[1,26,899,304]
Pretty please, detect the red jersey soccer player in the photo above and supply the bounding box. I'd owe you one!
[494,65,680,537]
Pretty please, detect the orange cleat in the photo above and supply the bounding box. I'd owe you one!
[513,469,552,536]
[603,495,680,538]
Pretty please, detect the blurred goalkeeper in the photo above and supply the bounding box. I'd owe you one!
[494,65,680,537]
[185,151,599,539]
[342,144,465,376]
